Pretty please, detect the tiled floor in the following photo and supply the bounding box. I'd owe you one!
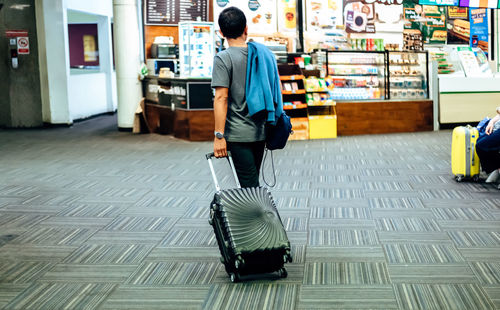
[0,115,499,310]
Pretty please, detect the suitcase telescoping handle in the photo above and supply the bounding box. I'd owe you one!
[206,152,241,191]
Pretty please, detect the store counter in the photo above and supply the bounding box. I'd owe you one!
[336,99,434,136]
[143,76,214,141]
[438,75,500,124]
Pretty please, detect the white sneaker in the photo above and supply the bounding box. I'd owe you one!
[485,169,500,183]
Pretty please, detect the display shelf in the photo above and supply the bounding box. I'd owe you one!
[282,90,306,95]
[284,103,308,110]
[308,102,336,106]
[328,63,384,66]
[388,51,429,100]
[280,75,305,81]
[323,50,387,100]
[330,74,379,76]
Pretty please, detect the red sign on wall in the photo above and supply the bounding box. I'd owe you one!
[5,30,28,37]
[17,37,30,54]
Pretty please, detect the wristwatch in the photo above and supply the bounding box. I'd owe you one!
[214,131,224,139]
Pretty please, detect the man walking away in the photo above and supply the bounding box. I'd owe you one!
[211,7,281,188]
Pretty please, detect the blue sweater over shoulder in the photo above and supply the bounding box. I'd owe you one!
[246,41,283,125]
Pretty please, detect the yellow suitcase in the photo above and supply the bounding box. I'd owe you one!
[451,125,480,182]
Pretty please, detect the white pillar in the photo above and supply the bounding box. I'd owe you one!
[97,15,116,112]
[113,0,142,129]
[35,0,72,125]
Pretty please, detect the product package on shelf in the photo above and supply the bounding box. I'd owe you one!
[289,117,309,140]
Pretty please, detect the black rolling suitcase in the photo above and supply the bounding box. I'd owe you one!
[206,152,292,282]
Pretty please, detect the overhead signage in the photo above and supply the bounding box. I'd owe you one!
[305,0,343,32]
[469,8,488,53]
[145,0,209,25]
[344,0,376,33]
[403,1,447,44]
[213,0,278,34]
[446,6,469,44]
[419,0,459,5]
[458,0,498,8]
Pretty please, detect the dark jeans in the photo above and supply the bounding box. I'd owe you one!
[227,141,265,188]
[476,130,500,173]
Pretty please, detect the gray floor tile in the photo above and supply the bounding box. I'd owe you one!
[298,285,398,309]
[101,285,210,310]
[4,282,116,310]
[203,283,298,310]
[0,245,77,261]
[126,261,220,285]
[40,264,137,283]
[0,284,30,308]
[459,248,500,261]
[304,262,390,285]
[388,264,478,283]
[306,246,386,262]
[383,244,465,264]
[393,283,495,310]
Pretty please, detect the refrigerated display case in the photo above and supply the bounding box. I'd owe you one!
[326,51,387,100]
[178,22,215,78]
[388,51,429,100]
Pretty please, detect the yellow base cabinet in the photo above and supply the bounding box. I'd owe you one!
[308,115,337,139]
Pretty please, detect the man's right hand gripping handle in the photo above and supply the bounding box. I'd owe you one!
[214,137,227,158]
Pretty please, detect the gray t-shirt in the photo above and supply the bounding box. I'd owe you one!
[211,47,266,142]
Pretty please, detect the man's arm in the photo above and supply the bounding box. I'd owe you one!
[486,114,500,135]
[214,87,228,157]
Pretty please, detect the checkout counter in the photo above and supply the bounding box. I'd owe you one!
[143,75,214,141]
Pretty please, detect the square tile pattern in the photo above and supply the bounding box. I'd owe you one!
[0,115,499,309]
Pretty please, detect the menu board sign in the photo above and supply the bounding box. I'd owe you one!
[446,6,469,44]
[145,0,209,25]
[213,0,278,33]
[404,1,447,44]
[305,0,342,32]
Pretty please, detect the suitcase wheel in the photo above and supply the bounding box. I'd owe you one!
[278,268,288,279]
[455,176,463,182]
[235,256,245,269]
[230,272,240,283]
[283,254,293,263]
[473,175,480,182]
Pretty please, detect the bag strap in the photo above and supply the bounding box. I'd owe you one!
[260,148,277,187]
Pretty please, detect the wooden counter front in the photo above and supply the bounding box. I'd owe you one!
[144,103,214,141]
[337,99,433,136]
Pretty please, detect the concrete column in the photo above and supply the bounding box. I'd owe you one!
[0,0,43,127]
[113,0,142,129]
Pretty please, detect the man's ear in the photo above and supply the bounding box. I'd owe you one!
[244,26,248,36]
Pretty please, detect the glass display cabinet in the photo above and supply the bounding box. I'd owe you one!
[388,51,429,99]
[326,51,387,100]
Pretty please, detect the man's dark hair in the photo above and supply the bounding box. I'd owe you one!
[218,7,246,39]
